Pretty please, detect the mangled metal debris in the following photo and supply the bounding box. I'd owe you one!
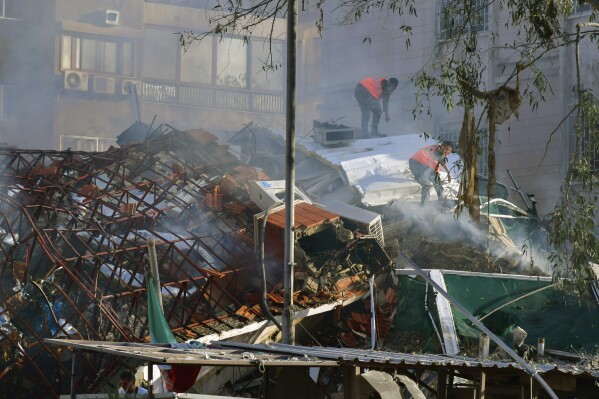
[0,125,392,398]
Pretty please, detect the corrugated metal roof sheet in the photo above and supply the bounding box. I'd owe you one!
[267,202,340,230]
[216,342,599,378]
[45,339,599,379]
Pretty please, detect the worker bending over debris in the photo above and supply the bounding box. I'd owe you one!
[409,141,454,205]
[354,76,398,138]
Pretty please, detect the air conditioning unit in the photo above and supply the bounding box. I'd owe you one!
[121,79,141,96]
[247,180,312,212]
[106,9,120,25]
[93,75,116,94]
[64,71,89,91]
[313,120,355,146]
[318,199,385,247]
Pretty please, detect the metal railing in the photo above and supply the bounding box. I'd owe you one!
[141,80,285,114]
[59,135,117,152]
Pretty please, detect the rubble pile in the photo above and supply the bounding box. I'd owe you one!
[0,127,261,396]
[382,204,549,276]
[0,125,393,398]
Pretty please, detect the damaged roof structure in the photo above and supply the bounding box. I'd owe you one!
[2,121,599,398]
[0,125,393,398]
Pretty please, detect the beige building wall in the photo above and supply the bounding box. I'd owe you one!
[51,0,286,149]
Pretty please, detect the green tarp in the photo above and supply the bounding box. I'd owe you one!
[394,273,599,353]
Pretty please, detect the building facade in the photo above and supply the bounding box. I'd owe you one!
[0,0,286,150]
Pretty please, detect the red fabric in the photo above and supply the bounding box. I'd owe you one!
[160,365,202,392]
[359,77,384,100]
[410,145,440,169]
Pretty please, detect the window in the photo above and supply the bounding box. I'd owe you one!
[568,111,599,173]
[439,127,488,174]
[251,39,284,91]
[180,38,212,84]
[61,34,136,76]
[216,37,247,87]
[0,84,16,121]
[142,30,285,92]
[141,31,285,113]
[439,0,489,40]
[142,28,178,80]
[0,0,27,19]
[572,0,591,14]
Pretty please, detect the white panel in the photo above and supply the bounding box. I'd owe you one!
[429,269,459,356]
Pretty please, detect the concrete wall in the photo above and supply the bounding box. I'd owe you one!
[0,1,56,148]
[55,0,144,30]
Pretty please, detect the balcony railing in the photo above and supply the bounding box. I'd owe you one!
[141,80,285,114]
[60,135,117,152]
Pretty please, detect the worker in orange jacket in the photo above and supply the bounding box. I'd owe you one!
[409,141,454,205]
[354,76,398,138]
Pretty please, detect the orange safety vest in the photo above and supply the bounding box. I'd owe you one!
[359,77,385,100]
[410,145,441,170]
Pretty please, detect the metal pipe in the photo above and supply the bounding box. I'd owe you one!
[370,274,376,350]
[260,202,283,331]
[147,239,163,312]
[479,333,490,359]
[506,169,530,210]
[283,0,298,345]
[148,363,154,399]
[70,349,76,399]
[396,254,558,399]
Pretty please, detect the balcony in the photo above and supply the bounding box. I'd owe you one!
[141,80,285,114]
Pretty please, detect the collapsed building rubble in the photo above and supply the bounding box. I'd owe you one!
[230,124,550,276]
[0,125,393,398]
[1,121,586,398]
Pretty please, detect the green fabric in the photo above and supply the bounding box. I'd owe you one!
[147,275,177,344]
[394,274,599,353]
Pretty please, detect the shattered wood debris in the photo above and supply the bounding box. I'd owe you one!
[382,207,549,276]
[0,125,392,398]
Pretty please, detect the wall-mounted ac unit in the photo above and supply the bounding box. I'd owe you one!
[318,199,385,247]
[106,10,120,25]
[64,71,89,91]
[121,79,141,95]
[247,180,312,212]
[93,75,116,94]
[313,120,355,146]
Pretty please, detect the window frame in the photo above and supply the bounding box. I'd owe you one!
[439,126,489,174]
[61,32,137,77]
[438,0,490,40]
[142,27,285,93]
[0,83,15,121]
[568,110,599,174]
[572,1,592,15]
[0,0,23,20]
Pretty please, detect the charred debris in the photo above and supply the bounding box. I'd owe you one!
[0,124,397,397]
[1,122,582,398]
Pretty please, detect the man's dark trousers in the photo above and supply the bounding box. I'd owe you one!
[354,83,382,137]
